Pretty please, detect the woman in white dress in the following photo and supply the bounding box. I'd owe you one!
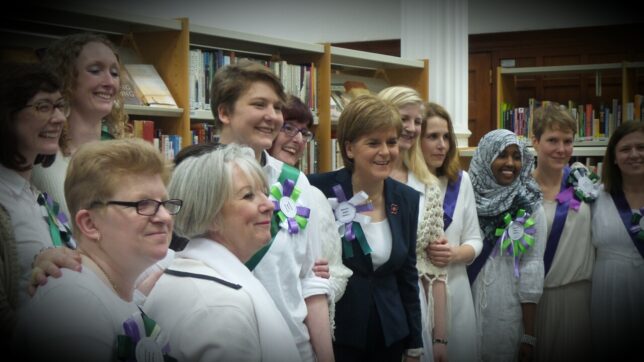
[530,103,595,362]
[378,87,445,362]
[15,138,178,361]
[145,144,300,361]
[591,121,644,361]
[422,102,482,362]
[468,129,546,362]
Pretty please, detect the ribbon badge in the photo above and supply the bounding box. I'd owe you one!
[117,310,175,362]
[37,192,76,249]
[329,185,374,258]
[630,209,644,242]
[494,209,537,277]
[269,178,310,234]
[556,167,600,211]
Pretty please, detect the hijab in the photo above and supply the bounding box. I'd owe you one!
[469,129,542,241]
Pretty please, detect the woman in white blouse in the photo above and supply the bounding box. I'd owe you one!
[421,102,482,362]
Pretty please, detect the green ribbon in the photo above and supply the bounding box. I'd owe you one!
[341,221,372,258]
[246,163,303,271]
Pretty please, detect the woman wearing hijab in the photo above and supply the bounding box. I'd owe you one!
[467,129,546,362]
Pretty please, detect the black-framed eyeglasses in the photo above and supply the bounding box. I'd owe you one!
[91,199,183,216]
[281,123,314,142]
[23,99,71,118]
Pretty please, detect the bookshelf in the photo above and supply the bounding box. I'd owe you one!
[3,4,429,171]
[495,61,644,158]
[1,5,191,151]
[320,45,429,171]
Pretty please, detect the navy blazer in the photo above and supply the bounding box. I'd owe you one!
[309,167,422,350]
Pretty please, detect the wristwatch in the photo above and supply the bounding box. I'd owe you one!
[405,348,423,357]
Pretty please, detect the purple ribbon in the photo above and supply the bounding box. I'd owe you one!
[555,187,581,211]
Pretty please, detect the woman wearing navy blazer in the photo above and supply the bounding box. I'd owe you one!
[309,94,423,361]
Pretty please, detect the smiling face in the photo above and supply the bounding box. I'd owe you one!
[90,173,173,273]
[212,166,274,262]
[397,103,422,152]
[421,116,450,174]
[615,130,644,182]
[269,120,310,166]
[219,81,284,157]
[15,91,66,164]
[346,127,399,182]
[532,127,574,171]
[71,41,120,119]
[491,144,522,186]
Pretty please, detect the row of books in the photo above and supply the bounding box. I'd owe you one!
[189,48,317,114]
[131,120,182,160]
[500,95,643,141]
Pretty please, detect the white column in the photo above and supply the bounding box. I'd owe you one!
[401,0,471,146]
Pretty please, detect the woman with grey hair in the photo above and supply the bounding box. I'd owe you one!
[467,129,546,362]
[144,144,300,362]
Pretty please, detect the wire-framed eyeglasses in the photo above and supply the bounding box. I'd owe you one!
[23,99,71,118]
[91,199,183,216]
[281,123,314,142]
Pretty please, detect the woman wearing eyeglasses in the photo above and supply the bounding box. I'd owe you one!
[14,138,179,361]
[0,62,75,347]
[268,95,315,167]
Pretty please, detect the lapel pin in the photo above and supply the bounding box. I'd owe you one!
[390,203,399,215]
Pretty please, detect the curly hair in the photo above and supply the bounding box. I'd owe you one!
[42,33,129,155]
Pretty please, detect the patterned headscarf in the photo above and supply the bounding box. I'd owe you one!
[469,129,542,241]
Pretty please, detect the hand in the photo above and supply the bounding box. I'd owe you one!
[313,258,330,279]
[28,247,82,296]
[425,236,452,268]
[433,342,448,362]
[518,342,533,362]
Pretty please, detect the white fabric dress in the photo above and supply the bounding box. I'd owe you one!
[144,238,300,362]
[590,191,644,360]
[14,267,140,361]
[256,153,330,361]
[535,199,594,362]
[0,164,53,306]
[471,204,546,362]
[438,172,483,362]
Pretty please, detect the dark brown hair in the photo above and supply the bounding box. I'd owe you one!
[602,121,644,194]
[0,62,61,171]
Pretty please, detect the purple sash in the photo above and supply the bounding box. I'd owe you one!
[467,237,494,284]
[611,189,644,259]
[543,167,571,275]
[443,171,462,231]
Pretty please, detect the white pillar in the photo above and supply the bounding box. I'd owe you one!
[401,0,471,146]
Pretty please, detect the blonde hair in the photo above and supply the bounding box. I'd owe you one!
[64,138,171,233]
[42,33,129,155]
[169,144,267,239]
[337,94,401,171]
[378,86,436,185]
[531,102,577,140]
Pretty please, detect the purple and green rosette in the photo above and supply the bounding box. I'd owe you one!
[556,167,600,211]
[494,209,536,277]
[117,310,175,362]
[269,178,310,235]
[630,209,644,242]
[328,185,373,258]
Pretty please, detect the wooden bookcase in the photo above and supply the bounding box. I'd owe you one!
[496,61,644,157]
[1,5,191,146]
[2,4,429,171]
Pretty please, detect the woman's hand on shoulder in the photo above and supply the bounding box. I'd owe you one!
[29,247,81,296]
